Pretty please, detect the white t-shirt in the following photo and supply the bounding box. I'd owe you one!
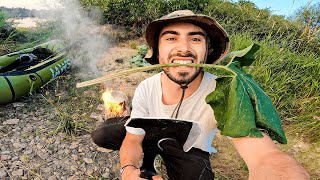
[126,72,218,153]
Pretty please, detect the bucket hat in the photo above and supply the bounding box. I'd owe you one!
[145,10,230,64]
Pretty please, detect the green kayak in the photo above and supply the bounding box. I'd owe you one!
[0,40,71,105]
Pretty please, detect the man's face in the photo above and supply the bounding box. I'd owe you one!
[158,22,207,84]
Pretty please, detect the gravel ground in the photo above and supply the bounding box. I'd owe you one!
[0,102,122,180]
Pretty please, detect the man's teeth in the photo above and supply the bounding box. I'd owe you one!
[173,60,193,64]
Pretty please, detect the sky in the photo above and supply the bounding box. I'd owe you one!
[0,0,319,17]
[0,0,61,10]
[234,0,320,17]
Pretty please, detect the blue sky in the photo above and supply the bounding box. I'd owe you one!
[234,0,320,17]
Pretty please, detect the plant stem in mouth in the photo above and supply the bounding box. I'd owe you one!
[76,63,235,88]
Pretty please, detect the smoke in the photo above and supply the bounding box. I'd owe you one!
[43,0,109,78]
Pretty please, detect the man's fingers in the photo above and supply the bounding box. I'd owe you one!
[152,175,163,180]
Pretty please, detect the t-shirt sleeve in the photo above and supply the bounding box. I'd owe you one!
[130,81,149,118]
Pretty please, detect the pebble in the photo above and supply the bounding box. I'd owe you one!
[37,151,49,160]
[83,158,93,164]
[85,167,94,175]
[3,119,20,125]
[102,172,110,179]
[71,154,79,161]
[1,151,10,154]
[0,169,7,178]
[69,142,79,149]
[1,155,11,161]
[11,169,23,176]
[48,175,57,180]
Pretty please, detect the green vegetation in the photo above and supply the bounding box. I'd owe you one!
[0,1,319,178]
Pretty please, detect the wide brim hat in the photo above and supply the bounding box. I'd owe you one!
[145,10,230,64]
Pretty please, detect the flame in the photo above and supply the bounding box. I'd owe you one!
[102,90,126,117]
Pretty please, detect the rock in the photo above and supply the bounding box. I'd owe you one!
[12,161,22,167]
[1,155,11,161]
[97,147,113,153]
[48,176,57,180]
[101,172,110,179]
[12,102,25,108]
[37,151,49,160]
[1,151,10,154]
[0,169,7,178]
[69,142,79,149]
[67,176,78,180]
[71,154,79,161]
[11,169,23,176]
[13,143,22,149]
[90,112,103,121]
[115,58,124,63]
[83,158,93,164]
[3,119,19,125]
[85,167,94,175]
[42,167,52,173]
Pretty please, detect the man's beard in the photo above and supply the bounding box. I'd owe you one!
[163,67,202,85]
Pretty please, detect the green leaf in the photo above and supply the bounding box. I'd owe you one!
[206,44,287,144]
[220,44,260,67]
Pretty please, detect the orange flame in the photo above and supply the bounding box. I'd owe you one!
[102,90,126,117]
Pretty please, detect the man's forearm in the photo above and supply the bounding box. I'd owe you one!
[120,138,143,167]
[248,151,310,180]
[119,132,144,178]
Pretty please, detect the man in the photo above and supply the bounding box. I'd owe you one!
[92,10,310,180]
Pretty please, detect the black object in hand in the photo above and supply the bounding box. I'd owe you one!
[140,169,156,180]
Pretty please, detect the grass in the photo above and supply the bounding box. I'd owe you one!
[1,8,319,178]
[39,67,102,136]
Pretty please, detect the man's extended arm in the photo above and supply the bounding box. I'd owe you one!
[232,133,310,179]
[120,132,145,179]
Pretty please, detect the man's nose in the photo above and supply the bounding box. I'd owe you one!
[175,38,190,53]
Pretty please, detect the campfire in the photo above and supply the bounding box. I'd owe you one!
[101,90,129,119]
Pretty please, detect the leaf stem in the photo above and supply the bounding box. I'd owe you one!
[76,63,235,88]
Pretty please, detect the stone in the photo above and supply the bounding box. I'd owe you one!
[0,169,7,178]
[13,143,21,149]
[85,167,94,175]
[12,161,22,167]
[67,176,77,180]
[48,176,57,180]
[1,151,10,155]
[71,155,79,161]
[12,102,25,107]
[97,147,113,153]
[101,172,110,179]
[69,142,79,149]
[115,58,124,63]
[12,169,23,176]
[1,155,11,161]
[37,151,49,160]
[83,158,93,164]
[3,119,19,125]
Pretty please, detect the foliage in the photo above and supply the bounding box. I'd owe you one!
[80,0,319,54]
[206,44,287,144]
[128,45,150,67]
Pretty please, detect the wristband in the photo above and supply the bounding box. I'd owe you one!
[120,164,138,174]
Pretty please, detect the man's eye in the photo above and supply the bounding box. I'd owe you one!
[192,38,201,42]
[166,37,176,41]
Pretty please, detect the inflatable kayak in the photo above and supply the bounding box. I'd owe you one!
[0,40,71,104]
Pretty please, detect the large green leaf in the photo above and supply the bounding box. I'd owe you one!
[206,44,287,144]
